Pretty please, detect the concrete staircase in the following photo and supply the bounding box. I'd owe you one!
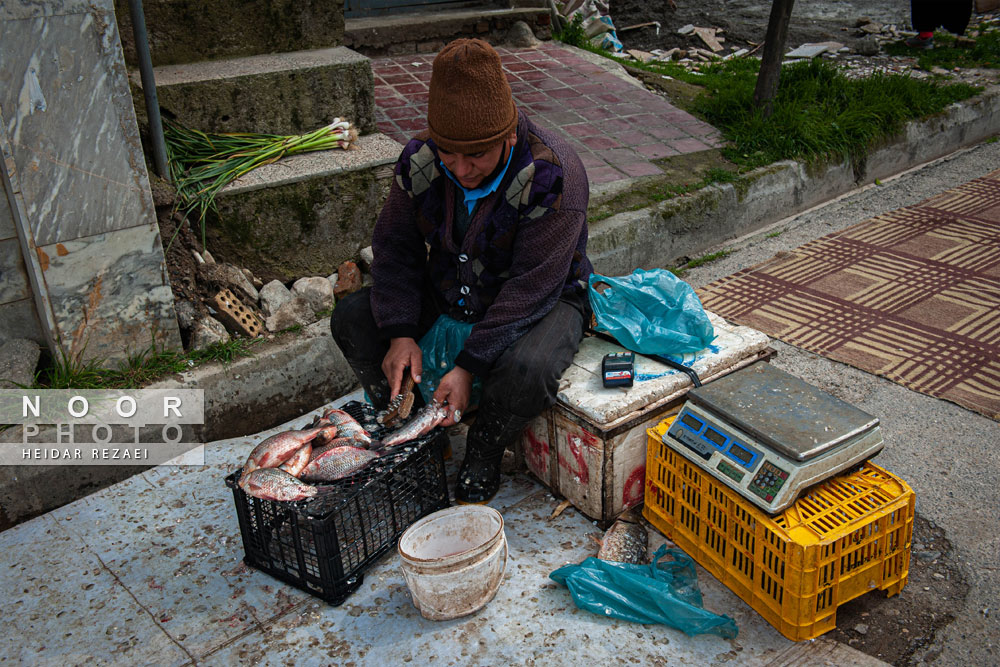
[114,0,401,281]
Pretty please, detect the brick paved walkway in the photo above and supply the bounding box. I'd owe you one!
[372,41,723,185]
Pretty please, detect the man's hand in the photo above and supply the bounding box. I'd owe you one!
[382,338,423,400]
[434,366,473,427]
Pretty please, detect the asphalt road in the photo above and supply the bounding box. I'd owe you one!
[682,140,1000,666]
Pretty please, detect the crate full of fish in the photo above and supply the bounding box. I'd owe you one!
[225,400,450,605]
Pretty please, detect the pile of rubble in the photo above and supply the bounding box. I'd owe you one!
[176,249,370,352]
[619,15,1000,84]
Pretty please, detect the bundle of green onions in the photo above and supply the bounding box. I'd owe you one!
[163,118,357,248]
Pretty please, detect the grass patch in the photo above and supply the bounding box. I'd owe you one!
[557,27,981,177]
[885,25,1000,70]
[691,58,980,171]
[669,249,732,277]
[766,230,783,238]
[31,338,261,389]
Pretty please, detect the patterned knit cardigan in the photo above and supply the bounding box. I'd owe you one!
[370,111,593,376]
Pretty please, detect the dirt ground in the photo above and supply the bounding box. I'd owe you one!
[830,514,969,665]
[611,0,915,53]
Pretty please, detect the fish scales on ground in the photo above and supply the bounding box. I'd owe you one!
[299,445,380,482]
[241,426,326,480]
[379,401,448,448]
[597,519,649,564]
[240,468,318,502]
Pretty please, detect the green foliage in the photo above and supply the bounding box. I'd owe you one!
[555,14,589,48]
[690,58,979,170]
[885,25,1000,70]
[31,338,261,389]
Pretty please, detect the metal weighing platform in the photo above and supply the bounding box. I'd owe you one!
[663,362,884,513]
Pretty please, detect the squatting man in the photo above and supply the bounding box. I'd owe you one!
[331,38,594,503]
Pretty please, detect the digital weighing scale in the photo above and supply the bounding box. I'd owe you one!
[663,362,884,513]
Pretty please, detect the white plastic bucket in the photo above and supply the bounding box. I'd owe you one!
[397,505,508,621]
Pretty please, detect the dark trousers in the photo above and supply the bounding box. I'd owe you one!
[330,287,587,419]
[911,0,973,34]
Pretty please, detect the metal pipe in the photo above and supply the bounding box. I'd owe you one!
[126,0,170,181]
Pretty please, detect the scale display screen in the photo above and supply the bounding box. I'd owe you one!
[681,413,702,430]
[729,443,753,465]
[704,429,726,447]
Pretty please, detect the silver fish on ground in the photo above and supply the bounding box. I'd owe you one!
[299,445,380,482]
[240,468,318,502]
[597,518,648,564]
[319,408,372,446]
[278,442,313,477]
[378,401,447,448]
[241,426,326,480]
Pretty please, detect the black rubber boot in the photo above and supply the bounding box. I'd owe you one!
[352,362,393,411]
[455,401,530,504]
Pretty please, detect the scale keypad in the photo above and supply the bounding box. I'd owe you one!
[749,461,789,502]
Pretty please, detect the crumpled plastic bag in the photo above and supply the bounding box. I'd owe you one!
[550,545,738,638]
[588,269,715,356]
[416,315,483,406]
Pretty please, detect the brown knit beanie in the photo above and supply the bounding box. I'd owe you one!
[427,38,518,154]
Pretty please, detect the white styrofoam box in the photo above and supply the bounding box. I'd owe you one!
[520,312,772,524]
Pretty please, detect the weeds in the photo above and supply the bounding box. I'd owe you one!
[31,338,261,389]
[669,249,732,277]
[885,25,1000,70]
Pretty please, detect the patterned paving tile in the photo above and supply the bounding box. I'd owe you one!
[371,42,722,187]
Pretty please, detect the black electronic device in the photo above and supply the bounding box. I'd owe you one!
[601,352,635,388]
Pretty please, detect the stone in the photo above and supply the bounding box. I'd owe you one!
[0,339,41,389]
[853,623,869,635]
[174,300,198,331]
[334,261,363,300]
[507,21,541,48]
[259,280,293,318]
[855,36,880,56]
[327,273,339,292]
[677,24,696,36]
[859,22,883,34]
[627,49,655,63]
[189,316,230,351]
[198,262,260,303]
[359,246,375,271]
[265,296,313,332]
[291,276,335,314]
[694,27,724,52]
[242,267,263,289]
[785,43,830,59]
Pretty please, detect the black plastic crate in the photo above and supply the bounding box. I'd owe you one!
[225,401,450,605]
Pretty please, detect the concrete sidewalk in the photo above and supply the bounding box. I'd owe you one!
[372,42,723,185]
[1,390,885,666]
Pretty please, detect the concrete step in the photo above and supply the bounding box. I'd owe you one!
[144,46,377,136]
[344,6,553,56]
[113,0,345,67]
[206,132,402,284]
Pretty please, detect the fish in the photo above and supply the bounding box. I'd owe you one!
[310,424,340,448]
[310,436,362,460]
[596,518,648,564]
[278,443,313,477]
[320,408,372,446]
[299,445,380,482]
[241,427,326,479]
[239,468,318,502]
[378,401,447,448]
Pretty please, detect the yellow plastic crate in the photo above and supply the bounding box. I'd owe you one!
[643,417,913,641]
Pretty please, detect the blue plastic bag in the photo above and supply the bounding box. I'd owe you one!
[588,269,715,356]
[550,545,738,638]
[416,315,483,406]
